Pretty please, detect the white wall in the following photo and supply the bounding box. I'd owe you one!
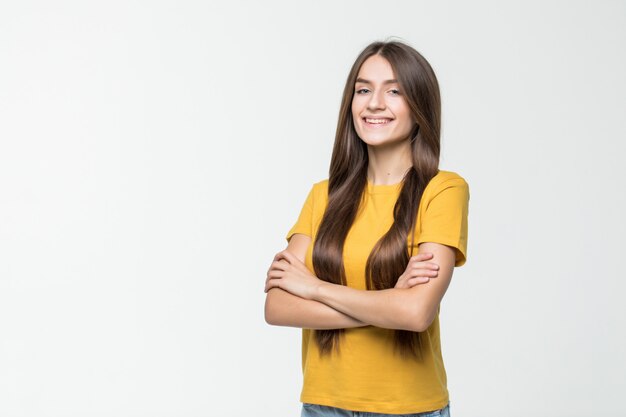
[1,1,624,416]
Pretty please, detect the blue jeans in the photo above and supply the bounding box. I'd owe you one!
[301,402,450,417]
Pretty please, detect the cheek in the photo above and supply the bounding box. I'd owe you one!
[351,98,360,117]
[351,102,363,126]
[396,106,413,128]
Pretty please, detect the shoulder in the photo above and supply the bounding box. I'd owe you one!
[425,170,469,194]
[311,178,330,197]
[301,179,329,209]
[430,169,468,185]
[421,170,470,209]
[314,178,329,189]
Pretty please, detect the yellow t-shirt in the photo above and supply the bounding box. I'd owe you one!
[285,170,470,414]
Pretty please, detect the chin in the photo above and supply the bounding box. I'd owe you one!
[362,138,385,145]
[360,135,404,147]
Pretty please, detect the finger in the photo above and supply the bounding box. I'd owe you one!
[274,251,287,262]
[396,274,428,289]
[408,277,430,286]
[274,250,296,263]
[396,280,413,289]
[265,269,284,285]
[267,260,284,275]
[409,254,434,267]
[269,260,290,271]
[395,274,412,289]
[427,262,440,270]
[278,250,305,268]
[416,269,438,278]
[411,268,439,278]
[279,250,294,262]
[277,250,299,265]
[414,262,439,272]
[417,269,438,278]
[265,277,281,293]
[289,257,308,272]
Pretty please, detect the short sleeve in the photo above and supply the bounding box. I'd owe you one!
[416,178,470,267]
[285,184,315,242]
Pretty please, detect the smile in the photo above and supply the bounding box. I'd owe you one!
[363,118,393,125]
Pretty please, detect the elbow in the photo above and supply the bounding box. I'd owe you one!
[264,308,275,325]
[264,300,277,325]
[264,289,280,326]
[406,319,428,333]
[406,306,435,333]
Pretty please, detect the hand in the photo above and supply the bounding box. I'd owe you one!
[395,252,440,289]
[264,249,324,300]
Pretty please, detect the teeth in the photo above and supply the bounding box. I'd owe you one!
[365,118,390,124]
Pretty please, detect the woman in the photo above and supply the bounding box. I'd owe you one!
[264,40,469,417]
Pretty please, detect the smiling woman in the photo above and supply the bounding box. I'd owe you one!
[352,56,416,147]
[264,39,468,417]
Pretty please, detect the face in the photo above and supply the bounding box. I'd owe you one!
[351,54,415,147]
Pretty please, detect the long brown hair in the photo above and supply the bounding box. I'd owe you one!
[311,40,441,360]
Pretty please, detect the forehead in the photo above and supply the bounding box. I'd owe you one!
[356,55,396,82]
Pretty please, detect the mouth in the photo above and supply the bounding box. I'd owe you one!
[363,117,393,127]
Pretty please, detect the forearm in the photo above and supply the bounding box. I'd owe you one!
[313,282,421,331]
[265,288,369,329]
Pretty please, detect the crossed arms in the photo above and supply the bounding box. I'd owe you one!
[264,233,457,332]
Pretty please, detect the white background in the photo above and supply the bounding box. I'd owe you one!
[1,1,625,416]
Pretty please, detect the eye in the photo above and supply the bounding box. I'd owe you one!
[389,89,401,95]
[355,88,370,94]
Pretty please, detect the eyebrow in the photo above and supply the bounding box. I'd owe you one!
[355,78,398,85]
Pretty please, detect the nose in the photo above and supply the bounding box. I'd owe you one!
[367,89,385,111]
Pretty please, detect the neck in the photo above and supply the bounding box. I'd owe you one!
[366,139,413,185]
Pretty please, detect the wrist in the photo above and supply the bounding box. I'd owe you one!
[312,279,330,302]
